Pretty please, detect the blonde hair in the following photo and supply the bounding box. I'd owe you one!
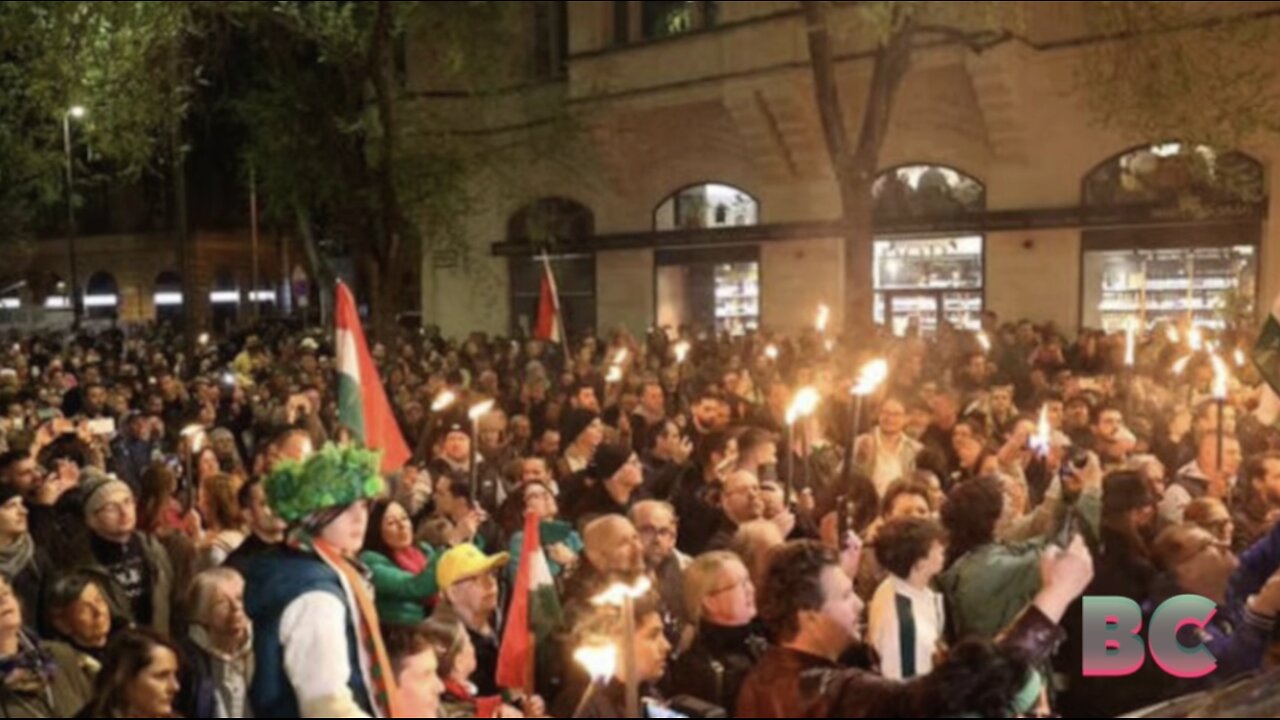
[187,567,244,627]
[730,520,785,593]
[682,551,744,625]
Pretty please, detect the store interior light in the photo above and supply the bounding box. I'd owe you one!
[210,290,241,304]
[154,292,184,306]
[83,294,118,308]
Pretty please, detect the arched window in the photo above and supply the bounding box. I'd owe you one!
[1083,142,1265,216]
[210,268,241,305]
[654,183,759,232]
[41,275,71,310]
[154,272,183,307]
[507,197,595,246]
[507,198,598,340]
[84,272,119,319]
[872,165,986,335]
[873,164,986,223]
[154,271,183,323]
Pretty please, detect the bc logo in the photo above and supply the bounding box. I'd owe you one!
[1082,595,1218,679]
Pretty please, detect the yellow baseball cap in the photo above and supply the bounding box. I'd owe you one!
[436,544,510,591]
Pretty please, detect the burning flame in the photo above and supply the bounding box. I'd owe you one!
[786,387,821,425]
[468,399,496,421]
[1235,349,1248,369]
[1189,327,1205,353]
[181,425,207,454]
[765,344,779,361]
[977,332,992,354]
[1211,356,1230,401]
[606,365,624,384]
[816,304,831,333]
[852,359,890,397]
[1030,406,1053,457]
[1172,356,1192,376]
[431,390,457,413]
[1125,323,1137,368]
[1167,326,1181,345]
[592,576,654,607]
[574,643,619,684]
[673,341,691,364]
[613,348,629,366]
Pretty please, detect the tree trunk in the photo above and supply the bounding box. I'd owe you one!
[365,0,407,342]
[803,1,915,336]
[294,202,334,327]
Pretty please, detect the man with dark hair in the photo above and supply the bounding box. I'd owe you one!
[738,537,1093,717]
[673,430,736,557]
[631,382,669,455]
[735,427,778,480]
[224,478,288,575]
[1234,452,1280,552]
[432,473,501,552]
[568,444,644,528]
[641,420,690,501]
[1087,405,1133,466]
[687,389,729,453]
[866,518,948,680]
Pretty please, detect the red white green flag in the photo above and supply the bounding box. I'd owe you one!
[335,281,411,472]
[496,511,563,693]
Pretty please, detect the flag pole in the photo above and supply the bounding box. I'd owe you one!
[542,250,571,361]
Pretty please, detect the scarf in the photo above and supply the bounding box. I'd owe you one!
[0,534,35,582]
[392,545,428,576]
[313,539,403,718]
[443,678,502,719]
[188,625,255,719]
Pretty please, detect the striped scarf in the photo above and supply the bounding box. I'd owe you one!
[313,539,403,718]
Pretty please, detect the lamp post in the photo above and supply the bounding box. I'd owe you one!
[63,106,86,327]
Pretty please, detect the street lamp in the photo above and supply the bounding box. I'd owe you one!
[64,106,87,327]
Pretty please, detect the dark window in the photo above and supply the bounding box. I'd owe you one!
[614,1,631,45]
[534,1,569,79]
[507,197,595,245]
[642,1,714,40]
[85,271,120,320]
[509,255,596,340]
[873,165,986,223]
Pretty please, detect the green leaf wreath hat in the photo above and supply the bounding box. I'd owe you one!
[266,443,386,526]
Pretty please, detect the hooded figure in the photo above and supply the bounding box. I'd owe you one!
[241,444,401,718]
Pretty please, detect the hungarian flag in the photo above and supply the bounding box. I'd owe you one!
[496,511,563,694]
[335,281,412,472]
[1256,291,1280,426]
[534,254,563,343]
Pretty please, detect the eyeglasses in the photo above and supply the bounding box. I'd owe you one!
[95,496,136,518]
[710,576,752,596]
[637,525,676,541]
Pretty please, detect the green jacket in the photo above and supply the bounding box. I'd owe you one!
[0,640,95,718]
[72,533,175,638]
[936,540,1046,641]
[360,544,441,627]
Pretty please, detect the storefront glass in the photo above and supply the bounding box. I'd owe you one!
[873,236,983,335]
[714,262,760,336]
[1083,245,1257,332]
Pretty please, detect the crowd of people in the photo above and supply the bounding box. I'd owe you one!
[0,311,1276,717]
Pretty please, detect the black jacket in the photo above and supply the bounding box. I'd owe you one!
[668,621,769,715]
